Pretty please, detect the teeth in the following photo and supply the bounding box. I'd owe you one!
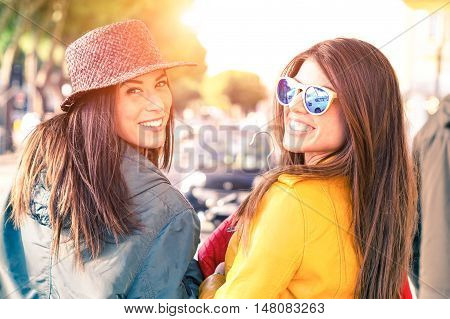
[289,120,313,132]
[139,119,163,127]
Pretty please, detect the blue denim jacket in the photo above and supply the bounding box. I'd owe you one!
[0,145,203,298]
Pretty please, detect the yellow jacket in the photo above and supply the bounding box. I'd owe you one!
[201,174,360,299]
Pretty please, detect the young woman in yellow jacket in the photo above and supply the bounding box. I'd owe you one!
[199,38,417,299]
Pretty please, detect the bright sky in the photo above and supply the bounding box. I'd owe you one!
[182,0,426,87]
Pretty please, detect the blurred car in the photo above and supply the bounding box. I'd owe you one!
[181,169,261,227]
[179,125,274,228]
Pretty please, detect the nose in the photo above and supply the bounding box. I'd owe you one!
[143,94,165,113]
[289,94,307,115]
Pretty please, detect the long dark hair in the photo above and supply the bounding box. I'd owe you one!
[235,38,417,298]
[10,85,174,266]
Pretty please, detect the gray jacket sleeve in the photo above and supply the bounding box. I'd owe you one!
[126,209,203,299]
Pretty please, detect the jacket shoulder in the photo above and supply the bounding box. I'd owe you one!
[121,149,195,222]
[277,174,350,220]
[278,173,349,194]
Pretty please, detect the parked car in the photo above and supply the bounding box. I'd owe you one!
[182,169,260,226]
[180,126,274,228]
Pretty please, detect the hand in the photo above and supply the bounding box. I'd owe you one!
[214,262,225,275]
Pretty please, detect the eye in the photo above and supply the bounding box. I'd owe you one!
[126,87,143,95]
[155,79,168,88]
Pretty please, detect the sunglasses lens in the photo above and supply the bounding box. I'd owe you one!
[277,78,297,105]
[305,86,330,114]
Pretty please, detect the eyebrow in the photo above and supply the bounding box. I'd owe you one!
[155,73,168,82]
[120,79,142,87]
[120,73,167,87]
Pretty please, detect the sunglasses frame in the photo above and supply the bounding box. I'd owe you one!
[276,76,337,115]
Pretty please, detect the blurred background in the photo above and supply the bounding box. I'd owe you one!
[0,0,449,251]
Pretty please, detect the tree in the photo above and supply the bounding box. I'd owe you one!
[171,77,201,112]
[61,0,206,83]
[223,71,267,113]
[201,70,267,113]
[0,0,207,151]
[0,0,206,109]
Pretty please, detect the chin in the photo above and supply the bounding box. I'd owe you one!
[142,141,165,149]
[283,135,307,154]
[138,132,166,149]
[283,142,302,154]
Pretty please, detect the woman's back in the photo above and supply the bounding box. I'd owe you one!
[215,174,359,298]
[0,144,202,298]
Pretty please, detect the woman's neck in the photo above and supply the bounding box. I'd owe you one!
[304,152,332,165]
[127,143,147,157]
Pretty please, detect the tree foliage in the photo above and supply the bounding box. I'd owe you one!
[201,70,267,113]
[0,0,206,97]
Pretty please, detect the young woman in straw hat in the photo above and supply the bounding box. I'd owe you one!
[0,20,202,298]
[198,38,417,299]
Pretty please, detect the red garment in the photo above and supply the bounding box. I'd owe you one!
[400,275,413,299]
[198,214,413,299]
[198,215,236,277]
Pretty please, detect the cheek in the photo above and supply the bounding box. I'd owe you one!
[114,98,140,138]
[316,106,346,148]
[283,107,289,127]
[162,90,173,116]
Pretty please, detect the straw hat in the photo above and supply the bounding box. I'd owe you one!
[61,19,195,112]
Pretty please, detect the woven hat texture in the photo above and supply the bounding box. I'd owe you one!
[61,19,195,111]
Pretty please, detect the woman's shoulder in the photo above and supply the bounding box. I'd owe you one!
[125,173,196,232]
[277,173,350,196]
[275,173,351,220]
[121,146,194,218]
[119,147,198,241]
[278,173,348,188]
[120,157,198,243]
[255,175,305,222]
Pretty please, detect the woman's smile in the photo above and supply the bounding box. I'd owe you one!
[286,116,316,134]
[138,117,165,131]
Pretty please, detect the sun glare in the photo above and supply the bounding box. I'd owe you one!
[182,0,410,86]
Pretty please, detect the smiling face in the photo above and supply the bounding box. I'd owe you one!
[115,70,172,150]
[283,58,347,164]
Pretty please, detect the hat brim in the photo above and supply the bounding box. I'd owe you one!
[60,61,196,112]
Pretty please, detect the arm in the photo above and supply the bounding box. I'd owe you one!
[214,182,306,299]
[198,215,236,277]
[182,259,204,298]
[127,209,203,299]
[199,273,226,299]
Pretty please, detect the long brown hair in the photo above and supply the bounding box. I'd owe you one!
[10,85,174,266]
[236,38,417,298]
